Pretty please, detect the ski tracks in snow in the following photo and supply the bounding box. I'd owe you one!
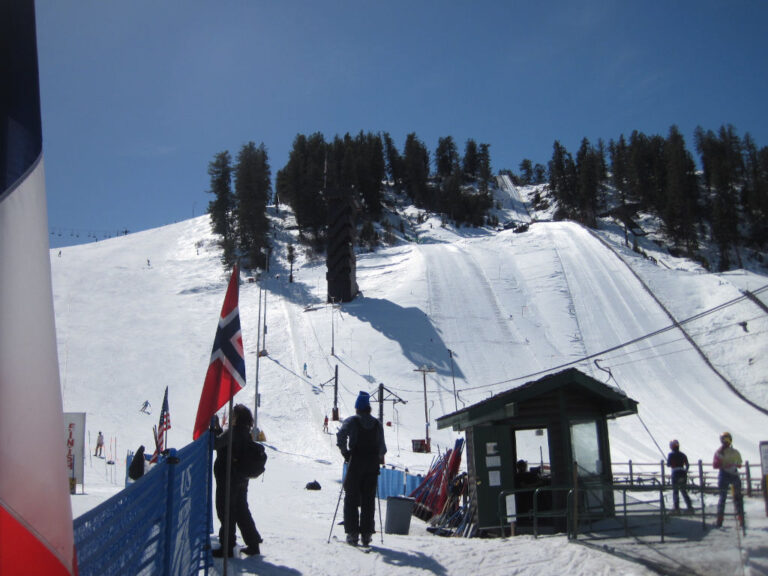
[421,242,529,396]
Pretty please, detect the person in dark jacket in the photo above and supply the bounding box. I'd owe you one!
[212,404,263,557]
[128,445,146,480]
[666,439,693,513]
[336,391,387,546]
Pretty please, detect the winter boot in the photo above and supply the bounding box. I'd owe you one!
[241,543,260,556]
[346,533,359,546]
[211,547,233,558]
[361,533,372,546]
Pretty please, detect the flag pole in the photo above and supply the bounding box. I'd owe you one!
[222,398,234,576]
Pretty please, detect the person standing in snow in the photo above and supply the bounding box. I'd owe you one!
[212,404,263,557]
[323,415,329,433]
[336,391,387,546]
[666,440,693,513]
[713,431,743,527]
[95,431,104,457]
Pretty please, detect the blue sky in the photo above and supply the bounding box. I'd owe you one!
[36,1,768,248]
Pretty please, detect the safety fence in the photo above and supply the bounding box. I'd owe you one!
[499,476,756,542]
[73,432,213,576]
[611,459,764,496]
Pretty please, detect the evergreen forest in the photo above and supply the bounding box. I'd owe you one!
[207,125,768,273]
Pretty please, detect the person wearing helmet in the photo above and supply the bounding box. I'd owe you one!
[666,440,693,513]
[713,432,743,527]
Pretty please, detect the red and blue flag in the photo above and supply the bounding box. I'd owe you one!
[193,266,245,439]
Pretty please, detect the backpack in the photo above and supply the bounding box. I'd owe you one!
[238,439,267,479]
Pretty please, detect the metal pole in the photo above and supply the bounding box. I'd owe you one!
[253,285,263,438]
[414,366,435,451]
[328,460,347,543]
[378,383,384,425]
[222,399,234,575]
[262,283,268,354]
[423,372,429,449]
[333,365,339,420]
[448,349,457,412]
[331,299,336,356]
[377,482,384,544]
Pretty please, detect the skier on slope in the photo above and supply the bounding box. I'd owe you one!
[666,440,693,514]
[336,391,387,546]
[713,431,743,527]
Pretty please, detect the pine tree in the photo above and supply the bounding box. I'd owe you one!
[663,126,699,255]
[276,133,327,245]
[463,139,479,181]
[519,159,533,185]
[287,243,295,282]
[477,143,492,193]
[575,138,599,226]
[354,131,385,219]
[235,142,271,270]
[548,141,577,218]
[382,132,405,191]
[609,135,632,245]
[403,133,430,207]
[207,150,236,268]
[742,133,768,245]
[696,125,744,269]
[435,136,459,182]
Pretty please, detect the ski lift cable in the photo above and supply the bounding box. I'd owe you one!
[594,359,666,459]
[462,288,767,392]
[592,316,765,364]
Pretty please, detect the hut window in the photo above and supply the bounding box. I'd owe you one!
[570,420,602,476]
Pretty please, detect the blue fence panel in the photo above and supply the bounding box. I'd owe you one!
[406,473,423,496]
[342,464,422,499]
[378,468,405,498]
[73,432,212,576]
[167,436,213,575]
[74,461,169,576]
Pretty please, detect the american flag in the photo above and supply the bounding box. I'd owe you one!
[150,387,171,463]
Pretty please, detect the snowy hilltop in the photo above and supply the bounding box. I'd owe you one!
[54,185,768,575]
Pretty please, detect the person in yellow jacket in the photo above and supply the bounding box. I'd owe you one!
[713,432,743,527]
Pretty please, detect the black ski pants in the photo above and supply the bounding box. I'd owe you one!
[216,478,261,551]
[343,465,378,536]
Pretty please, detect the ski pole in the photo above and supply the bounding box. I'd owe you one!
[328,471,345,543]
[377,479,384,544]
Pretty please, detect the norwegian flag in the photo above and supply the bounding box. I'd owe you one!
[150,387,171,463]
[193,266,245,439]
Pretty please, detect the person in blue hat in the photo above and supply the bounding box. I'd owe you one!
[336,391,387,546]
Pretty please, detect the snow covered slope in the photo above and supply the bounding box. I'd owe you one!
[52,211,768,575]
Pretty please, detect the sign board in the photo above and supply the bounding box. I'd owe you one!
[761,441,768,517]
[64,412,86,491]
